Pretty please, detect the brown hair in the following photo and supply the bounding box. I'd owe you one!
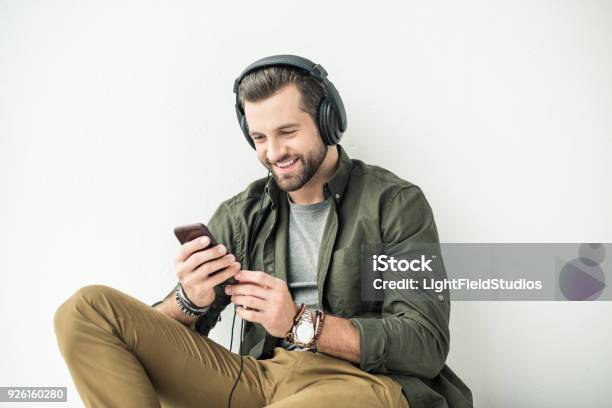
[238,66,326,125]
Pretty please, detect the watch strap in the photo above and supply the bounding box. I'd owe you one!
[285,303,306,343]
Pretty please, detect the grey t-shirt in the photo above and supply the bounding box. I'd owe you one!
[280,193,330,350]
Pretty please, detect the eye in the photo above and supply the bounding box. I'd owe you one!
[251,134,265,142]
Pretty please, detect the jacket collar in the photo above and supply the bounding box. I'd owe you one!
[265,143,353,208]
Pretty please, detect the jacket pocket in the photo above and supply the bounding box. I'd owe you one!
[326,247,362,316]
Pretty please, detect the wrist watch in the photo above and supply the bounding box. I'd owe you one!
[294,308,316,348]
[288,306,316,348]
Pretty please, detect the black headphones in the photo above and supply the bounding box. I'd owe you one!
[233,54,348,149]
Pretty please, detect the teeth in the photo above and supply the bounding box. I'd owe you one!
[276,158,296,168]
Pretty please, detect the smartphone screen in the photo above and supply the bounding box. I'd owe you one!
[173,223,237,286]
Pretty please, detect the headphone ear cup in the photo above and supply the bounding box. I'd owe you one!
[328,107,340,145]
[318,98,342,146]
[240,115,255,149]
[317,100,330,145]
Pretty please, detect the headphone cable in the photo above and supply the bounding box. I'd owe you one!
[227,171,271,408]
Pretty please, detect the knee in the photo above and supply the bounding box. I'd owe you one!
[53,284,118,346]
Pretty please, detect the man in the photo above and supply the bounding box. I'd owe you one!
[54,55,473,408]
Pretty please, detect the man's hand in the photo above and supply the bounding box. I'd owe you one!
[223,270,362,365]
[224,270,298,338]
[174,236,241,308]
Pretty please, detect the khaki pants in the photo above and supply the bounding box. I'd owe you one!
[54,285,410,408]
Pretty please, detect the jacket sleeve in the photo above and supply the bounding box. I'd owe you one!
[150,287,175,308]
[349,186,451,379]
[150,199,240,336]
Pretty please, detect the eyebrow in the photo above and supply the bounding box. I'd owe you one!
[250,123,300,136]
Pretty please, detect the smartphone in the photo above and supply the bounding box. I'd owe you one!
[173,223,237,286]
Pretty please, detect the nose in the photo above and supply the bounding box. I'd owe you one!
[265,137,288,163]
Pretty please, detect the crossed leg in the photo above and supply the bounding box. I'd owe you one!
[54,284,409,408]
[53,284,265,408]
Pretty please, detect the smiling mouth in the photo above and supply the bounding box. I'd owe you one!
[273,157,298,171]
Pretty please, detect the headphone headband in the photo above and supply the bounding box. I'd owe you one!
[233,54,347,149]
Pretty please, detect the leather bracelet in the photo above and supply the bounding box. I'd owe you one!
[311,310,326,353]
[177,283,210,310]
[175,283,211,317]
[175,291,210,317]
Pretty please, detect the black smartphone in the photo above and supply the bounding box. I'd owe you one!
[173,223,237,286]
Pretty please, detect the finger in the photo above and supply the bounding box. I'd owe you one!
[175,235,215,264]
[225,283,269,300]
[183,244,228,274]
[235,270,276,288]
[176,246,230,280]
[236,305,262,323]
[183,256,236,287]
[230,295,266,311]
[191,252,235,278]
[204,262,241,288]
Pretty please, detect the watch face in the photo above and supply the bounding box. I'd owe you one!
[295,321,315,343]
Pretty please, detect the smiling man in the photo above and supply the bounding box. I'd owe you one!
[54,55,473,408]
[248,83,335,202]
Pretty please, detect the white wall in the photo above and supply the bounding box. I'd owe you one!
[1,1,611,407]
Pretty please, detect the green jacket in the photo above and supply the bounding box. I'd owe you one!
[158,144,472,408]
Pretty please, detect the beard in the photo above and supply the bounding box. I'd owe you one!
[265,140,327,192]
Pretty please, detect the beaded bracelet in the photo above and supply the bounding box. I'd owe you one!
[175,283,211,317]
